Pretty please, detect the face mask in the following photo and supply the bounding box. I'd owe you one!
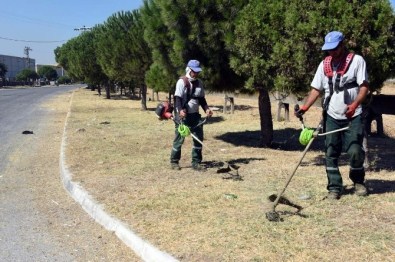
[185,67,196,81]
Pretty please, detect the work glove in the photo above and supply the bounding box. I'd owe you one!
[345,103,358,119]
[294,105,308,119]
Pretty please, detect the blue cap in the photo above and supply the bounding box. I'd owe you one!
[187,60,202,72]
[322,31,344,51]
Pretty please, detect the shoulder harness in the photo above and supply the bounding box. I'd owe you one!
[180,76,199,99]
[179,76,199,109]
[322,53,358,110]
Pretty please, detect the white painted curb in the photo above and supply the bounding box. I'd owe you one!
[59,90,178,262]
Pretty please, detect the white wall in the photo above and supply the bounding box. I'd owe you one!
[0,54,36,80]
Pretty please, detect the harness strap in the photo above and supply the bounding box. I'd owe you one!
[180,76,198,110]
[323,53,354,77]
[322,53,355,110]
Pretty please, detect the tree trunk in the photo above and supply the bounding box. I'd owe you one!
[151,88,155,101]
[105,84,111,99]
[258,88,273,147]
[97,85,102,96]
[141,84,147,110]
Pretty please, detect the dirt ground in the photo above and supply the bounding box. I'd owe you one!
[63,83,395,261]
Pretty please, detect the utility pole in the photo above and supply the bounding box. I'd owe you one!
[24,46,33,68]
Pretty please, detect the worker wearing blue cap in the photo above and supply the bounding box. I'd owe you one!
[295,31,370,200]
[170,59,213,171]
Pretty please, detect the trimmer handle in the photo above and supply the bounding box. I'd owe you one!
[194,117,208,128]
[294,104,303,122]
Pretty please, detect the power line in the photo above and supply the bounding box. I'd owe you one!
[0,36,67,43]
[2,10,76,29]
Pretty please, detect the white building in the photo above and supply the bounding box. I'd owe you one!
[0,54,35,81]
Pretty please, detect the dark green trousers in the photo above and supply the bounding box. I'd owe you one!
[325,114,365,192]
[170,113,203,165]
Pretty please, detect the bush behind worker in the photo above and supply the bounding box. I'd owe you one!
[295,31,369,200]
[170,60,213,171]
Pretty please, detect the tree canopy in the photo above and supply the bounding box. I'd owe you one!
[95,10,152,88]
[229,0,395,146]
[55,0,395,146]
[16,68,38,82]
[55,30,107,86]
[37,66,58,81]
[56,0,395,95]
[142,0,247,92]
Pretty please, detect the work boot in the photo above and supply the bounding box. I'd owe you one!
[170,163,181,170]
[192,163,206,172]
[326,191,341,200]
[354,183,368,196]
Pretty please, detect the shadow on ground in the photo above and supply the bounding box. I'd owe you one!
[201,158,265,181]
[339,178,395,195]
[366,179,395,194]
[203,157,265,169]
[215,128,395,173]
[215,127,325,150]
[365,135,395,171]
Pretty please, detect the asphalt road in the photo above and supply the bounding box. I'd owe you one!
[0,86,75,171]
[0,85,137,261]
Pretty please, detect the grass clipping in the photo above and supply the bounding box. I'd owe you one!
[65,86,395,261]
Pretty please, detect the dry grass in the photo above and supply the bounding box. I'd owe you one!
[65,85,395,261]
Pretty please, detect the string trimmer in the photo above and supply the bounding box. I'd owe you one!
[155,101,241,179]
[265,105,349,222]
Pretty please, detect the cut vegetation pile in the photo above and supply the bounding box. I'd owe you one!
[65,84,395,261]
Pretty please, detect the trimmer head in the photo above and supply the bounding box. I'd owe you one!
[265,194,303,222]
[265,211,281,222]
[216,164,239,173]
[217,164,242,180]
[265,194,282,222]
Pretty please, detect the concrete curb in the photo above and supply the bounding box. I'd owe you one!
[59,90,178,262]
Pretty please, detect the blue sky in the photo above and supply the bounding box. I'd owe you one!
[1,0,394,66]
[0,0,143,65]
